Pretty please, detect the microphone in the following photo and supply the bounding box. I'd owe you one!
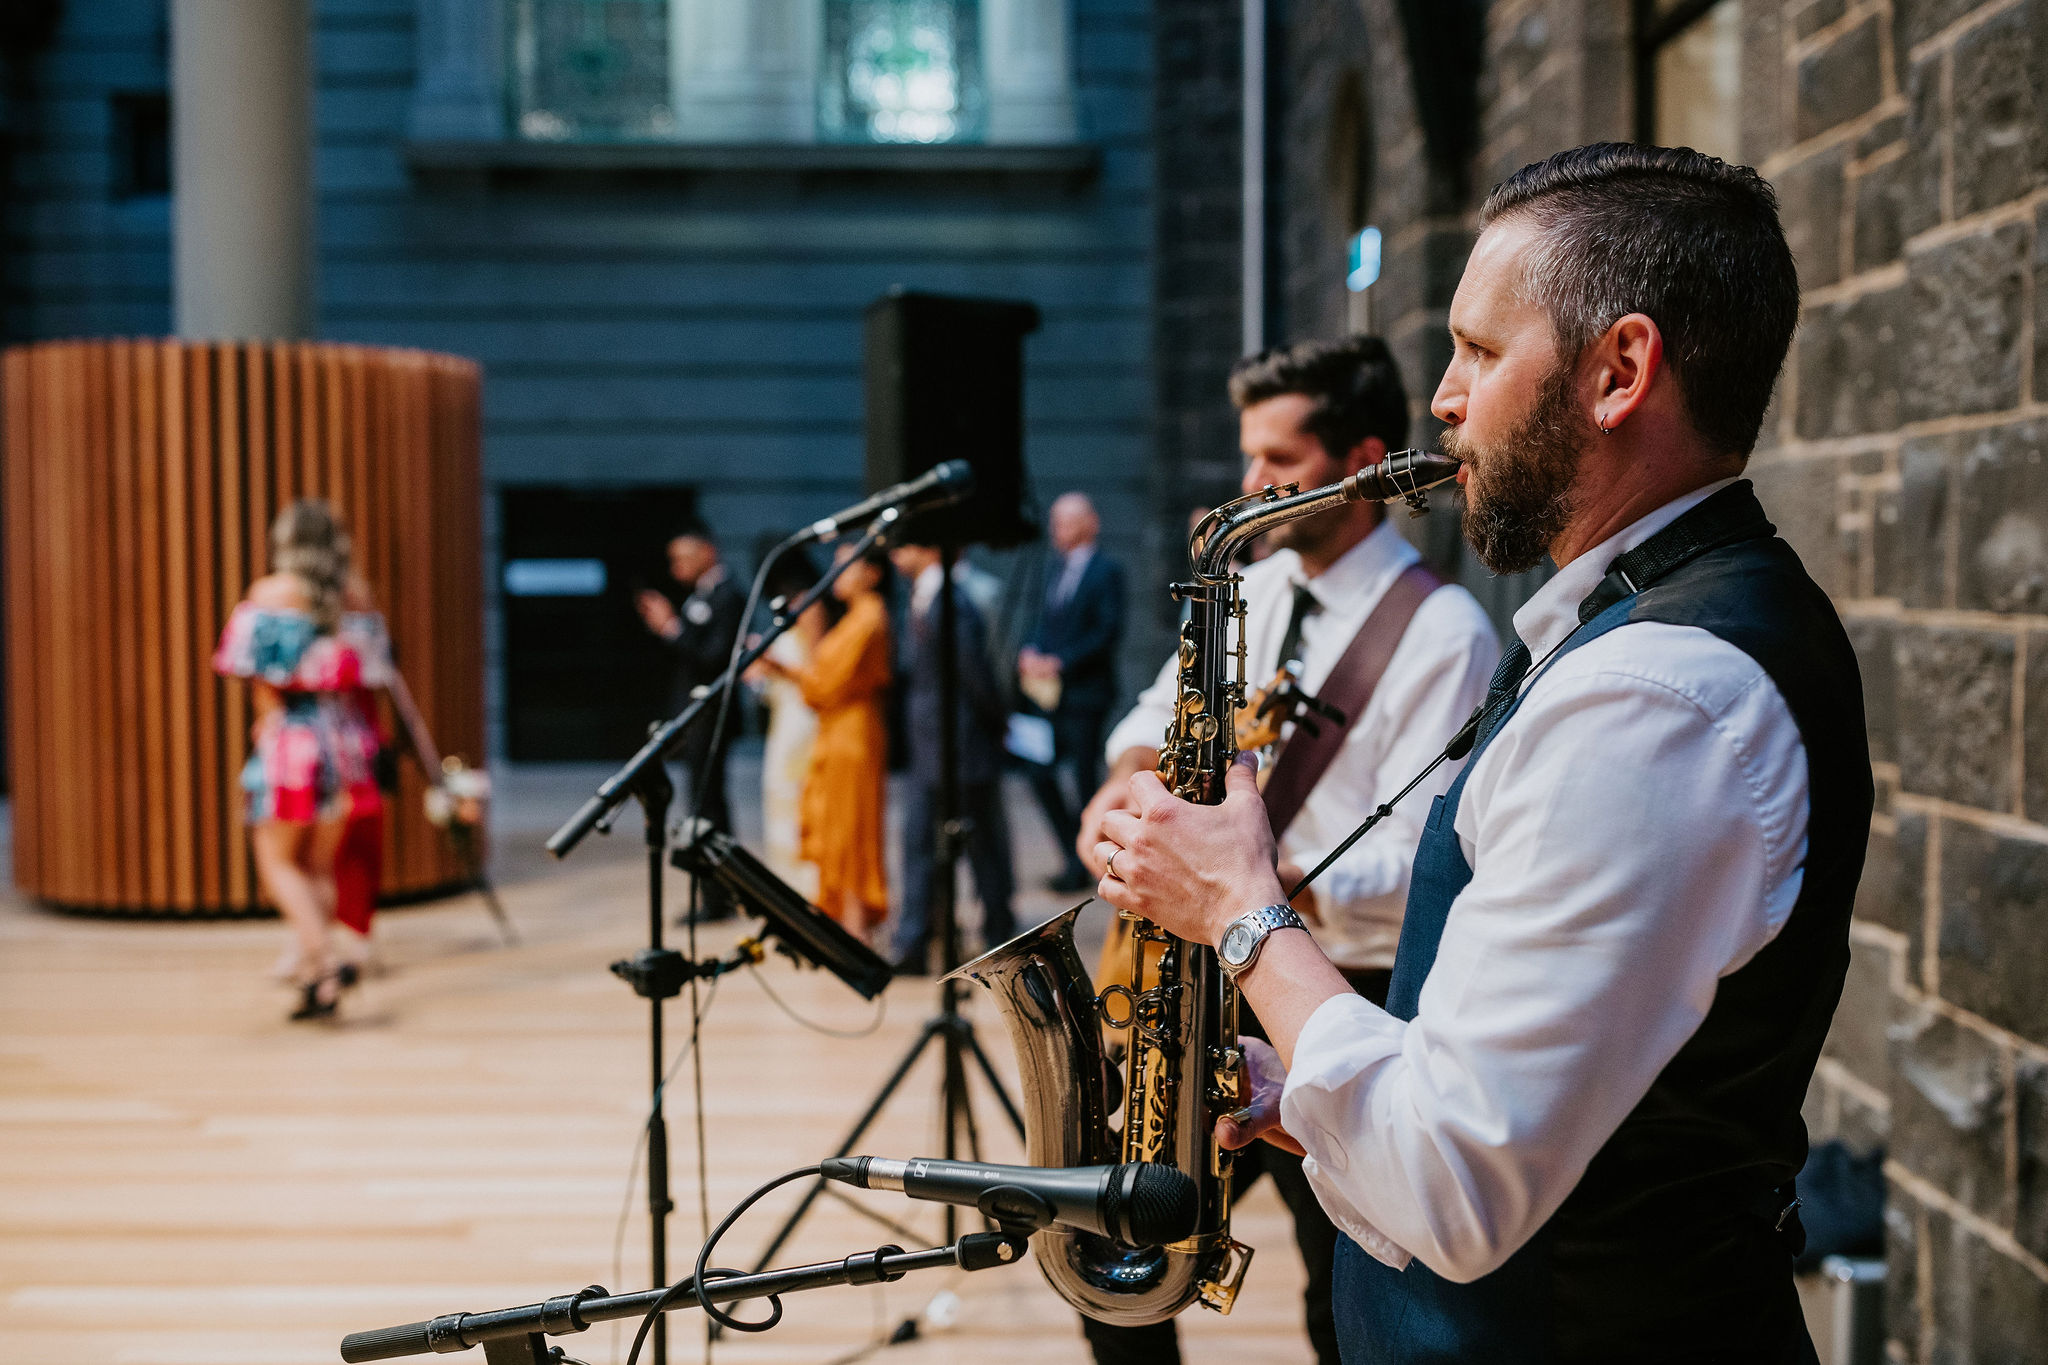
[800,461,974,544]
[820,1156,1199,1248]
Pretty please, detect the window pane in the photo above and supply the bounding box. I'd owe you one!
[820,0,985,144]
[1652,0,1742,163]
[512,0,674,141]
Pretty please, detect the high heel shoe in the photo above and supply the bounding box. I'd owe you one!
[288,970,349,1022]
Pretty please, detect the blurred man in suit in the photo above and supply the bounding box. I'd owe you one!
[636,532,747,919]
[1019,492,1124,893]
[888,542,1019,973]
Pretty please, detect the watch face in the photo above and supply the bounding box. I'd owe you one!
[1221,922,1255,966]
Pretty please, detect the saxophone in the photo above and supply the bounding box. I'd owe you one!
[947,449,1461,1325]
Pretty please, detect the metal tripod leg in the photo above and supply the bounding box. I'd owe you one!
[960,1018,1028,1140]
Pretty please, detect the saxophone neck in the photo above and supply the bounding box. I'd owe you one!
[1190,449,1462,581]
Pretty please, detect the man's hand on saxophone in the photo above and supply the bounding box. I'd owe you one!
[1218,1038,1304,1156]
[1093,754,1356,1081]
[1074,745,1156,876]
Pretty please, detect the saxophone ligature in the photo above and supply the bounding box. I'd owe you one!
[946,448,1461,1326]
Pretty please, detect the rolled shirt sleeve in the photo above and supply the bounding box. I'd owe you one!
[1278,625,1809,1282]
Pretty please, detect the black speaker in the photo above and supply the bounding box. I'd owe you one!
[864,289,1041,548]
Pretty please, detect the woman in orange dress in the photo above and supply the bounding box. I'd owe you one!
[756,543,892,936]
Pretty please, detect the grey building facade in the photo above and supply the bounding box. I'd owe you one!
[0,0,1159,757]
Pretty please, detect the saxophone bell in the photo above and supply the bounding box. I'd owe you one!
[949,450,1456,1325]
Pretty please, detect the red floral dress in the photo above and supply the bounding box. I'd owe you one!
[214,605,393,824]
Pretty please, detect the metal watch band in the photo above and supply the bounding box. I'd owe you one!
[1221,903,1308,979]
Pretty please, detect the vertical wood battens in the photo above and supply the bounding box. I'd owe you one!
[3,348,38,892]
[1,340,484,913]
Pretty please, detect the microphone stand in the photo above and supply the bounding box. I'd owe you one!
[544,509,902,1365]
[739,543,1026,1287]
[338,1227,1034,1365]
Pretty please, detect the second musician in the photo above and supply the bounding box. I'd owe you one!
[1077,334,1498,1365]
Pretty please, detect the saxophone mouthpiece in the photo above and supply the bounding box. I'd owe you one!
[1349,449,1463,517]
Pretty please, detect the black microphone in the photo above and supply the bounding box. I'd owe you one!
[798,461,974,544]
[820,1156,1199,1248]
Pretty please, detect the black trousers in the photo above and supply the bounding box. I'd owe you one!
[1079,967,1390,1365]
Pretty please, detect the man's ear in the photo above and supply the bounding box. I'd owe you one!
[1343,436,1388,476]
[1592,313,1663,434]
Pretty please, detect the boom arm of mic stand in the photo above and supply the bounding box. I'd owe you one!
[545,510,902,859]
[338,1229,1030,1362]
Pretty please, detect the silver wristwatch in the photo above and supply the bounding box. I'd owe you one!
[1218,904,1308,980]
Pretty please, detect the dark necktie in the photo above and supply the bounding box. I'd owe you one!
[1274,582,1321,671]
[1471,638,1532,749]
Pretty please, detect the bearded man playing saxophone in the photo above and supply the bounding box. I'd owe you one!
[1091,143,1872,1364]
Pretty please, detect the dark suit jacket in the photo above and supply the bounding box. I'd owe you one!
[904,582,1009,788]
[660,568,747,755]
[1028,547,1123,713]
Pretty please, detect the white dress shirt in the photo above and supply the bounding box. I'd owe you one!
[1105,520,1498,969]
[1278,480,1812,1282]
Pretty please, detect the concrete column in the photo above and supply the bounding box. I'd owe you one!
[171,0,314,340]
[983,0,1078,143]
[670,0,819,142]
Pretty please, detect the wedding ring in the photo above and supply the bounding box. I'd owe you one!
[1106,847,1124,882]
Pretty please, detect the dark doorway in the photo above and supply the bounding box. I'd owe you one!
[500,484,699,761]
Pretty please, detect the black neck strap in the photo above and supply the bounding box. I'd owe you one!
[1577,479,1776,625]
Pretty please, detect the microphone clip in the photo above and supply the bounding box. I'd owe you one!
[957,1227,1033,1272]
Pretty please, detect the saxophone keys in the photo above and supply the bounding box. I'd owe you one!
[1209,1044,1244,1103]
[1190,714,1219,743]
[1194,1238,1256,1314]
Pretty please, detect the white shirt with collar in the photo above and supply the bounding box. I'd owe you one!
[1105,519,1499,969]
[1277,478,1812,1281]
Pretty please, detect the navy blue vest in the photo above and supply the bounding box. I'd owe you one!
[1334,484,1871,1365]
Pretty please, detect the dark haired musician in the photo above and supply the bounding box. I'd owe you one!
[1076,334,1498,1365]
[1094,144,1872,1364]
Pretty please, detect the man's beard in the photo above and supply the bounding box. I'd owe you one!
[1443,362,1593,575]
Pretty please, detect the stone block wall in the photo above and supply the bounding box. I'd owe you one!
[1744,0,2048,1354]
[1154,0,2048,1353]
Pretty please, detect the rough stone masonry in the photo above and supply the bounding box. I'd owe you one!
[1150,0,2048,1354]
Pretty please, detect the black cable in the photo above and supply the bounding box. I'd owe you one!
[745,961,888,1039]
[624,1165,824,1365]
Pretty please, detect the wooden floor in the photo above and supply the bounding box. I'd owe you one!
[0,769,1313,1365]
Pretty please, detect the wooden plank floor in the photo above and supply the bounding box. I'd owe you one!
[0,768,1313,1365]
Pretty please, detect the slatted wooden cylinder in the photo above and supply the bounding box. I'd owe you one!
[1,340,486,913]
